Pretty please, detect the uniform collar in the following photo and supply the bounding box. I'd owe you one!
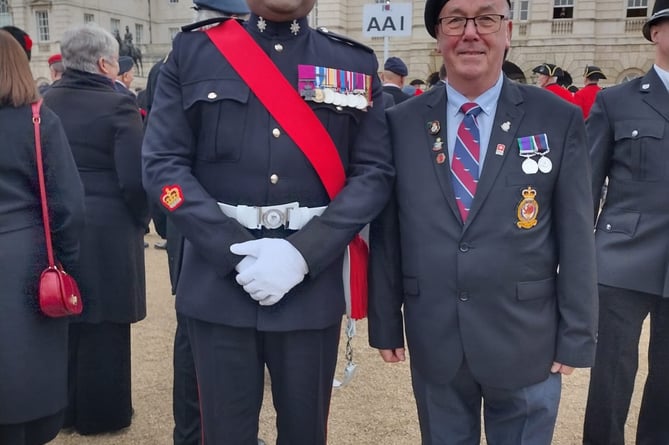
[248,13,309,39]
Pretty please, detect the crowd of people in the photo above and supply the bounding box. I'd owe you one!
[1,0,669,444]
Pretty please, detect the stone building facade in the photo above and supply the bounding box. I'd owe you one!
[0,0,657,88]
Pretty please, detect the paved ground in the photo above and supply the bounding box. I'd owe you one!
[49,230,648,444]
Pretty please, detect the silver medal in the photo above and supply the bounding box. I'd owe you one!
[537,156,553,173]
[522,157,539,174]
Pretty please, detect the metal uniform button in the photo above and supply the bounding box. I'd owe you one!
[459,243,470,253]
[632,130,638,137]
[458,291,469,302]
[274,43,284,52]
[270,174,279,184]
[272,128,281,138]
[605,223,612,231]
[207,92,217,100]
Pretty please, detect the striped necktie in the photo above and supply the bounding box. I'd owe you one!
[451,102,482,222]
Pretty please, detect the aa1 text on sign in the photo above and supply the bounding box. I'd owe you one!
[362,3,412,37]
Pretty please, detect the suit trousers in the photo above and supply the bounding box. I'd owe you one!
[186,316,341,445]
[173,313,201,445]
[411,360,561,445]
[0,409,64,445]
[583,285,669,445]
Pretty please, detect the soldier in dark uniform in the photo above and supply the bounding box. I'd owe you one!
[532,63,575,104]
[573,65,606,118]
[142,0,394,443]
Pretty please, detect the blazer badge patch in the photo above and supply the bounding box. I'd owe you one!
[161,185,185,211]
[516,187,539,229]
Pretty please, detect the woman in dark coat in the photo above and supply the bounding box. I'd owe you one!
[0,30,85,445]
[42,23,148,435]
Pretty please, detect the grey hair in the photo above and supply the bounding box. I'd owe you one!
[61,23,119,74]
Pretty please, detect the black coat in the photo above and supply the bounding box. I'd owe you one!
[44,69,148,323]
[0,103,84,423]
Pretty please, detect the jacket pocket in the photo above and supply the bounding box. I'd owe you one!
[596,209,640,237]
[516,277,555,301]
[613,120,666,181]
[182,78,250,161]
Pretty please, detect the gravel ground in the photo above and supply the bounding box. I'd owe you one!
[49,231,648,445]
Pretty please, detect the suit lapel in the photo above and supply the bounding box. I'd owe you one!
[464,78,524,228]
[641,70,669,123]
[422,86,462,222]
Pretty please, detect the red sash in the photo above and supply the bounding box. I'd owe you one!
[205,20,368,319]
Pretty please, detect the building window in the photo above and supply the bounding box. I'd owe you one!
[135,23,144,44]
[0,0,11,27]
[626,0,648,18]
[84,13,94,23]
[35,10,50,41]
[110,18,121,35]
[169,27,180,40]
[510,1,529,21]
[553,0,574,19]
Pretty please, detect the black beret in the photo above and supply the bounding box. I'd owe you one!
[532,63,563,78]
[193,0,249,15]
[384,56,408,76]
[118,56,134,75]
[1,26,32,60]
[643,0,669,41]
[583,65,606,80]
[424,0,511,38]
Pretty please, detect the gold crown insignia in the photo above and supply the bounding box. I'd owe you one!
[522,187,537,199]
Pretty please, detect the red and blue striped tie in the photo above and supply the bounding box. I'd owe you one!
[451,102,482,222]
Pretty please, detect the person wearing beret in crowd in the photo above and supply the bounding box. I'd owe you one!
[43,23,148,435]
[39,54,66,95]
[113,56,136,99]
[583,1,669,444]
[142,0,394,442]
[367,0,597,442]
[1,25,32,60]
[382,56,412,104]
[573,65,606,118]
[532,62,576,103]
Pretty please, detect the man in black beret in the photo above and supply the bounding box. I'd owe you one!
[369,0,597,443]
[382,56,412,104]
[583,0,669,443]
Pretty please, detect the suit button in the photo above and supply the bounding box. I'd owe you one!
[459,243,470,252]
[274,43,284,52]
[632,130,638,137]
[605,223,612,231]
[459,292,469,302]
[272,128,281,138]
[270,174,279,184]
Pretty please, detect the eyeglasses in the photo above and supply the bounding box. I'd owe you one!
[437,14,507,36]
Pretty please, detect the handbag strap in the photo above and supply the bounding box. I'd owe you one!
[31,100,56,268]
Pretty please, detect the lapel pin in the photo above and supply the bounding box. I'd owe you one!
[495,144,506,156]
[428,121,441,135]
[642,83,650,90]
[432,137,444,151]
[436,153,446,164]
[501,121,511,132]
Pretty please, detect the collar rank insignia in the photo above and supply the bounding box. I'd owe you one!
[516,187,538,229]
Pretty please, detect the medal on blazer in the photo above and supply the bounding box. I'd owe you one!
[516,187,539,229]
[534,133,552,173]
[517,136,539,174]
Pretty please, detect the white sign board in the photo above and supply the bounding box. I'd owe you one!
[362,3,412,38]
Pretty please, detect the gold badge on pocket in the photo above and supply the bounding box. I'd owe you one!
[516,187,538,229]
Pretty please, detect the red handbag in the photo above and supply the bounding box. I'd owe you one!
[32,100,83,317]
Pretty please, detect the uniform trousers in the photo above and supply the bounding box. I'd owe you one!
[174,313,201,445]
[583,285,669,445]
[411,359,561,445]
[0,409,64,445]
[186,316,341,445]
[64,322,133,435]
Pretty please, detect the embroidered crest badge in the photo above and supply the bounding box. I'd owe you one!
[516,187,539,229]
[161,185,185,211]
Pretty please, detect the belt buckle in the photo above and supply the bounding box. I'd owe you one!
[258,205,295,229]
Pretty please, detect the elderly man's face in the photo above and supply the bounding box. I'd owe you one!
[246,0,316,22]
[435,0,511,97]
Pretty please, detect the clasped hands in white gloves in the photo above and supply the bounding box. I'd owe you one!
[230,238,308,306]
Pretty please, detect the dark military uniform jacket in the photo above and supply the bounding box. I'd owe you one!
[142,16,394,331]
[589,68,669,298]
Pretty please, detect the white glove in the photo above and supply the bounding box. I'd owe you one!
[230,238,308,305]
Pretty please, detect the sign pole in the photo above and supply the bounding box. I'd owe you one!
[383,36,389,65]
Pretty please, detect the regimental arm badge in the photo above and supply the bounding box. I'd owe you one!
[516,187,539,229]
[161,185,185,211]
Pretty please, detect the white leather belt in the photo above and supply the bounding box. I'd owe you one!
[218,201,326,230]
